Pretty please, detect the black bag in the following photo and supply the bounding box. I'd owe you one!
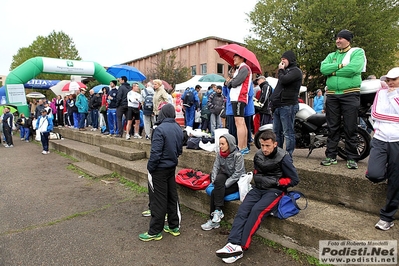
[277,191,308,219]
[186,137,201,150]
[201,136,215,144]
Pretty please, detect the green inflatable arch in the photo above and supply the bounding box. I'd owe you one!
[5,57,116,115]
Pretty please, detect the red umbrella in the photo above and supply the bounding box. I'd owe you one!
[162,80,173,91]
[61,81,87,92]
[151,80,173,91]
[215,44,262,74]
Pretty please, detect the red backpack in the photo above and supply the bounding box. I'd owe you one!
[175,168,210,190]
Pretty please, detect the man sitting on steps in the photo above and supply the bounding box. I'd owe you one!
[215,130,299,263]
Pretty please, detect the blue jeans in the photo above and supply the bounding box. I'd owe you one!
[210,113,222,136]
[273,104,299,157]
[73,112,79,128]
[20,127,29,140]
[107,109,118,135]
[78,113,87,129]
[91,109,99,129]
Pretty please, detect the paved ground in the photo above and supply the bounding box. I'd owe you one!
[0,139,318,266]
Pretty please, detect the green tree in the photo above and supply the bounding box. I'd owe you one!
[246,0,399,91]
[10,30,81,80]
[147,50,190,90]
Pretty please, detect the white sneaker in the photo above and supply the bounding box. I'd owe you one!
[126,134,131,140]
[216,243,243,258]
[201,220,220,231]
[42,150,47,154]
[211,210,224,223]
[222,254,244,264]
[133,134,142,139]
[21,138,24,141]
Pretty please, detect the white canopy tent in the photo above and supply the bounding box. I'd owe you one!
[175,75,224,94]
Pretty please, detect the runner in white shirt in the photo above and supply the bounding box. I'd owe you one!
[126,83,143,139]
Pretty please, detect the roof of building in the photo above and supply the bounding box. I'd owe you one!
[121,36,244,65]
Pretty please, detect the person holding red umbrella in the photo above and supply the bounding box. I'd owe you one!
[224,54,253,155]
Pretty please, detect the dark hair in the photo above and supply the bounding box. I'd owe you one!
[216,85,222,90]
[260,130,276,142]
[120,76,127,82]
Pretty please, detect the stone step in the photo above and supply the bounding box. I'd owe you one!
[53,127,387,215]
[100,144,146,161]
[49,137,398,258]
[71,161,113,179]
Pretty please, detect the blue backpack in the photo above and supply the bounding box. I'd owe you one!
[183,88,195,107]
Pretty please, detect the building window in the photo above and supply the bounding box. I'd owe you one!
[201,63,207,74]
[191,65,196,76]
[217,64,224,75]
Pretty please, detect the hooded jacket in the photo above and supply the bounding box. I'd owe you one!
[211,133,245,188]
[270,51,303,109]
[147,104,183,173]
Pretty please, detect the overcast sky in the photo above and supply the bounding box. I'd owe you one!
[0,0,258,76]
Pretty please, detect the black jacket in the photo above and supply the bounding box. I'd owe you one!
[116,83,130,107]
[147,104,183,173]
[89,94,102,110]
[253,147,299,190]
[270,51,303,110]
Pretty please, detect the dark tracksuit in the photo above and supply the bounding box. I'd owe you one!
[116,83,130,137]
[2,112,14,145]
[227,147,299,250]
[146,104,184,235]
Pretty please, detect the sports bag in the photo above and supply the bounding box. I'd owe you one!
[175,168,210,190]
[186,137,201,150]
[277,190,308,219]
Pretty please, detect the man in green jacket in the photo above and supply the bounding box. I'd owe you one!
[320,29,366,169]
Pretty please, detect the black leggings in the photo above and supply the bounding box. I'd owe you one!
[210,173,239,217]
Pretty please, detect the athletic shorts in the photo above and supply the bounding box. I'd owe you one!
[127,107,140,121]
[231,101,246,117]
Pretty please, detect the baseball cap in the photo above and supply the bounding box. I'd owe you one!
[380,67,399,81]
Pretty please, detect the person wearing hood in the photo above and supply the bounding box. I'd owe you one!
[201,133,245,231]
[215,130,299,263]
[140,103,184,242]
[270,50,303,157]
[320,29,366,170]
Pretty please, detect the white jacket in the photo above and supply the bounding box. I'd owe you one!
[371,87,399,142]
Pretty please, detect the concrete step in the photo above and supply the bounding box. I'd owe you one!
[71,161,113,179]
[100,144,146,161]
[53,127,388,215]
[49,137,398,258]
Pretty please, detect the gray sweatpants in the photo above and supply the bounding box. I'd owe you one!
[367,138,399,222]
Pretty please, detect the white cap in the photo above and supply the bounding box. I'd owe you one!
[380,67,399,81]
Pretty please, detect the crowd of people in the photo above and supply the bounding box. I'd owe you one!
[2,28,399,264]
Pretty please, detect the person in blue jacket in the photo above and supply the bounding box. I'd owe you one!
[140,103,184,241]
[35,109,54,155]
[75,88,89,131]
[181,86,200,128]
[313,89,324,114]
